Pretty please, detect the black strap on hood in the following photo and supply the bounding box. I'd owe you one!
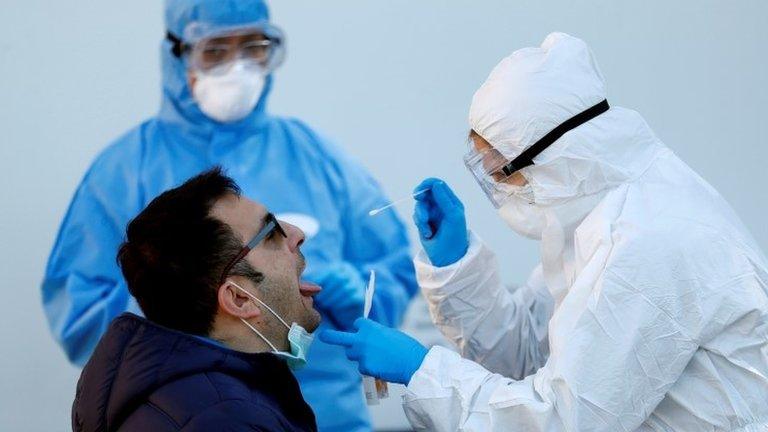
[501,99,610,176]
[166,31,187,58]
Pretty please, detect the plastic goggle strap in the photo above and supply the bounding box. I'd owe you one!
[501,99,610,176]
[166,31,186,58]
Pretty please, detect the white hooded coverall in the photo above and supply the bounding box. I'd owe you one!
[402,33,768,432]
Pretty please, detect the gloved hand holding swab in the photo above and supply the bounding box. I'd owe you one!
[368,188,430,217]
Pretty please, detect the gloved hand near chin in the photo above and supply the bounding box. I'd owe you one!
[413,178,469,267]
[319,318,428,385]
[305,262,365,331]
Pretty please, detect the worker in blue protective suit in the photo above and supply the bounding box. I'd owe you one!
[41,1,417,430]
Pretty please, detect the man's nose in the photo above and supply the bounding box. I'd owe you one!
[281,221,305,253]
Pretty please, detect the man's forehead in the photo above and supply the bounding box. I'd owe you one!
[472,133,494,152]
[211,194,267,238]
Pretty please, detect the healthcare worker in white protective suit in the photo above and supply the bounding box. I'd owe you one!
[321,33,768,431]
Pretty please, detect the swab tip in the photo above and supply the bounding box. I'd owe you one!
[368,187,430,217]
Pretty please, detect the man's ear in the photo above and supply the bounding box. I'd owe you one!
[218,281,261,319]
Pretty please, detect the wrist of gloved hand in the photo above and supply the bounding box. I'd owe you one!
[421,229,468,267]
[358,319,427,384]
[398,338,429,385]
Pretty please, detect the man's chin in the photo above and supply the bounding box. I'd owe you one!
[304,311,322,333]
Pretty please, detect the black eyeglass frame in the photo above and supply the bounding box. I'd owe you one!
[219,212,287,284]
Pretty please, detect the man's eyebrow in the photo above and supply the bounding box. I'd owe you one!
[256,212,271,232]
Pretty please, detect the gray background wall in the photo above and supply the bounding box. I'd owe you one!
[1,1,766,429]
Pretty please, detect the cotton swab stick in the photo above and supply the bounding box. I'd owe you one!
[368,188,430,217]
[362,270,389,404]
[363,270,376,318]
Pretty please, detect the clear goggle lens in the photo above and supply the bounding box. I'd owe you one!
[463,146,532,208]
[185,26,285,75]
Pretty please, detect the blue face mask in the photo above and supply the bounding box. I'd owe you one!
[277,323,314,370]
[231,282,314,370]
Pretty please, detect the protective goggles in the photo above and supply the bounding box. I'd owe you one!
[219,212,287,284]
[464,99,609,208]
[167,22,286,75]
[464,145,531,208]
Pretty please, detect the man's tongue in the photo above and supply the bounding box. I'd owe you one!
[299,281,322,297]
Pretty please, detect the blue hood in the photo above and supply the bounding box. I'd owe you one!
[159,0,275,134]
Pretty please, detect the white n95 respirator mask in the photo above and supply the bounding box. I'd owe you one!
[192,60,266,123]
[498,196,547,240]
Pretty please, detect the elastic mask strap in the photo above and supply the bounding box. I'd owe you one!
[501,99,610,176]
[230,281,291,330]
[240,318,279,352]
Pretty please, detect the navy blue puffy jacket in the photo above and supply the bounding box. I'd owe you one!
[72,314,317,431]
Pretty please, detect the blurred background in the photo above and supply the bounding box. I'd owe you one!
[1,0,767,430]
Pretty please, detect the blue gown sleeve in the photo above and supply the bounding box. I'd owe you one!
[325,141,418,328]
[41,135,144,366]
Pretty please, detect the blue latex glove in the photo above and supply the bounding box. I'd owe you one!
[319,318,428,385]
[413,178,469,267]
[306,262,365,330]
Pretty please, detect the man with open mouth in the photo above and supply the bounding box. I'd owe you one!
[72,168,323,431]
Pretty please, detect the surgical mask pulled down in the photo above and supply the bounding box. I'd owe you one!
[230,281,314,370]
[192,60,266,123]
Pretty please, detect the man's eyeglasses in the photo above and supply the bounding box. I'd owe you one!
[219,212,287,283]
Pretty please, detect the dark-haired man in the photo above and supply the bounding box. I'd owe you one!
[72,169,320,431]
